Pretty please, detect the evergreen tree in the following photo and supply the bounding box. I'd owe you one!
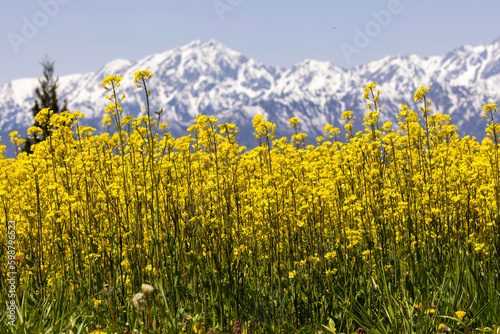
[23,56,67,153]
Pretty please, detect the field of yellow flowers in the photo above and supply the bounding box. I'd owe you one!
[1,71,499,334]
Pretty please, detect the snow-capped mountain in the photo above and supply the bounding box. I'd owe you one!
[2,38,500,152]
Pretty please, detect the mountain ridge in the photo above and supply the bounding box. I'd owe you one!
[2,38,500,153]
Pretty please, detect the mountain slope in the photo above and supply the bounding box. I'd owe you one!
[2,38,500,152]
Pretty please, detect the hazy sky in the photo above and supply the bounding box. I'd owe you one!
[1,0,499,83]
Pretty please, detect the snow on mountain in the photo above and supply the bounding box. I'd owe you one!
[2,37,500,152]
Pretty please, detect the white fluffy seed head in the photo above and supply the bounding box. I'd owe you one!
[141,283,154,295]
[132,292,146,312]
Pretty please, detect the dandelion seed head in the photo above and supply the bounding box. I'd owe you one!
[141,283,154,295]
[132,292,146,312]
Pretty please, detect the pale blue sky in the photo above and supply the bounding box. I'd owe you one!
[1,0,499,82]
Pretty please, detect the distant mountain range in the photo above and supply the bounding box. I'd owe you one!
[2,37,500,152]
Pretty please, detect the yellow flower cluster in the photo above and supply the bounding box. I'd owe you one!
[0,72,498,329]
